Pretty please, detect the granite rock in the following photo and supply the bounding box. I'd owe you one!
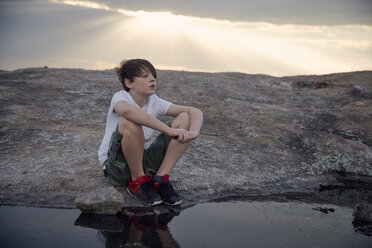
[0,68,371,213]
[74,186,124,215]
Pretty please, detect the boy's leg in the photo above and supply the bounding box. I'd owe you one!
[119,117,162,205]
[156,112,190,176]
[118,117,145,181]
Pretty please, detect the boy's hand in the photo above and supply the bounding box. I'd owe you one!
[167,128,198,143]
[184,130,199,141]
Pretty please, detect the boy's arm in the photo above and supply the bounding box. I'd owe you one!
[166,104,203,141]
[113,101,185,138]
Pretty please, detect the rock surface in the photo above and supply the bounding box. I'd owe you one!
[74,186,124,215]
[0,68,371,213]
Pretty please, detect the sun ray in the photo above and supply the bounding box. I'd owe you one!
[18,0,370,74]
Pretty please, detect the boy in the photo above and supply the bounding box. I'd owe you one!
[98,59,203,206]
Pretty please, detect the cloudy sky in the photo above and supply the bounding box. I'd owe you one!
[0,0,371,75]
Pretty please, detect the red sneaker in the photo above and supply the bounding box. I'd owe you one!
[127,175,162,206]
[152,175,182,206]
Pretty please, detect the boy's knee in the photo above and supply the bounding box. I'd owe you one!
[172,112,190,129]
[118,117,143,137]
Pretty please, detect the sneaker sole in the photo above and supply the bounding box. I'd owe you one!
[127,187,163,206]
[163,199,183,206]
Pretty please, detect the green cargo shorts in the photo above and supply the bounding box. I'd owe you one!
[103,125,172,186]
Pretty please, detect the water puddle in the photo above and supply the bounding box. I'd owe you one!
[1,194,371,248]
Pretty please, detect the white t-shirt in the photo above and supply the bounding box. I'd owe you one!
[98,90,172,164]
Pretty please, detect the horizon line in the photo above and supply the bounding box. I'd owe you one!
[2,65,371,78]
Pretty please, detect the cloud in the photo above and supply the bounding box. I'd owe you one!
[98,0,372,25]
[0,0,371,75]
[50,0,110,10]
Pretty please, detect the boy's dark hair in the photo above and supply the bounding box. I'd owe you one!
[115,59,157,92]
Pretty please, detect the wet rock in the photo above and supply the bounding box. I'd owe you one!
[312,207,335,214]
[0,68,371,213]
[354,204,372,223]
[319,182,345,189]
[75,187,124,215]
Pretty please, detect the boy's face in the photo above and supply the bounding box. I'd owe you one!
[127,69,156,96]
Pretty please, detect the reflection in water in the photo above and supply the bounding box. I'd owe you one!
[1,190,371,248]
[353,220,372,237]
[73,193,372,248]
[75,211,180,248]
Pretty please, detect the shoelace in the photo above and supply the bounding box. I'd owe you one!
[160,182,177,198]
[138,181,155,197]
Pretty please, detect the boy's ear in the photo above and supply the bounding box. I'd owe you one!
[124,78,133,90]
